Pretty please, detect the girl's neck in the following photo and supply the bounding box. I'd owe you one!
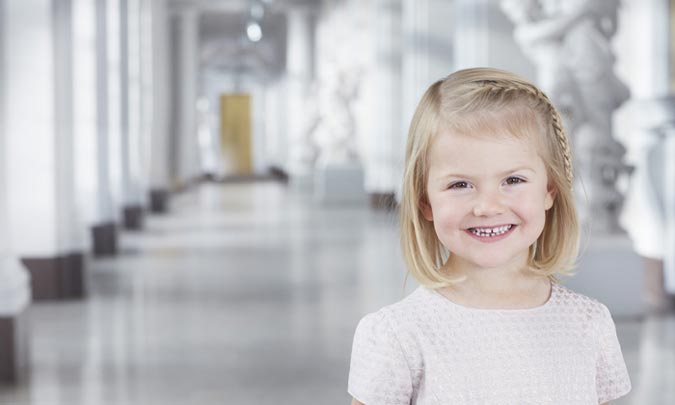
[439,253,551,308]
[443,252,535,293]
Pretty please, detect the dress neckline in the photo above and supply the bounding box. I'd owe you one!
[427,280,558,313]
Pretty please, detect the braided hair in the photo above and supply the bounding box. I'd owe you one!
[477,78,574,188]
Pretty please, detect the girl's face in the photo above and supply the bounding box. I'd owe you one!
[422,130,555,273]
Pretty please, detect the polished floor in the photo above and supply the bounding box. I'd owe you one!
[0,182,673,404]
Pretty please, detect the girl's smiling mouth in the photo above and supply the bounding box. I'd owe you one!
[465,224,517,242]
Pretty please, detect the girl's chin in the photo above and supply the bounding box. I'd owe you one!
[448,253,529,271]
[473,260,513,269]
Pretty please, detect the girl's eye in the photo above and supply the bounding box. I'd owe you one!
[449,181,469,189]
[506,176,525,185]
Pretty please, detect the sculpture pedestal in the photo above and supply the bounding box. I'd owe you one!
[314,164,367,205]
[289,172,314,193]
[560,234,644,318]
[0,309,29,382]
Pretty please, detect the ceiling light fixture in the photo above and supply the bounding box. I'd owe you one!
[246,21,262,42]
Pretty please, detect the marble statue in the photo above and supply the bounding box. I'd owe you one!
[501,0,631,233]
[300,81,322,168]
[617,98,675,297]
[314,68,361,166]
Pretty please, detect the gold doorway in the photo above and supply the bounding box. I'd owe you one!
[219,93,252,175]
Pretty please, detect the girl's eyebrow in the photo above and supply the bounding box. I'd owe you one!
[436,166,536,181]
[500,166,536,176]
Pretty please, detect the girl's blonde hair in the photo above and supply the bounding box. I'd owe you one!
[400,67,579,289]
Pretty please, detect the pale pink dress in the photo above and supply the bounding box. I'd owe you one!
[348,282,631,404]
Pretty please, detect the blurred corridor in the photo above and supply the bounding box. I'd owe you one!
[0,182,408,404]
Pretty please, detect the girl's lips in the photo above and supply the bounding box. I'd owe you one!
[465,224,517,243]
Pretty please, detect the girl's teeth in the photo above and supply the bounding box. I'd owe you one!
[470,224,513,236]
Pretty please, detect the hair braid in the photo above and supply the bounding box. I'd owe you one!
[479,79,574,188]
[547,104,574,187]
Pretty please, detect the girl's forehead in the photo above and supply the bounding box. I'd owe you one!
[426,130,548,177]
[431,130,539,156]
[442,103,545,137]
[434,110,549,157]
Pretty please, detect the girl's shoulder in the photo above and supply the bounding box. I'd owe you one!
[362,286,435,320]
[553,283,612,318]
[352,288,432,370]
[354,286,440,339]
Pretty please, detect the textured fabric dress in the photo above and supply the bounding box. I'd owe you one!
[348,282,631,404]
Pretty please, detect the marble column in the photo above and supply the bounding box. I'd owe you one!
[106,0,124,224]
[73,0,118,256]
[175,8,200,190]
[618,97,675,304]
[120,0,146,230]
[262,79,287,179]
[453,0,489,69]
[95,0,117,253]
[5,0,86,300]
[665,126,675,294]
[368,0,402,209]
[616,0,675,302]
[0,0,31,382]
[148,0,171,213]
[285,7,315,189]
[399,0,453,201]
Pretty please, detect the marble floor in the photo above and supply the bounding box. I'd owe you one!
[0,182,673,404]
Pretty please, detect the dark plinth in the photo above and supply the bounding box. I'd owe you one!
[91,222,118,257]
[0,309,30,383]
[123,204,144,230]
[268,166,289,183]
[149,189,169,214]
[369,192,398,210]
[21,252,86,300]
[643,257,675,314]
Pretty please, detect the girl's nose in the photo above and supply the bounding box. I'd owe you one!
[472,191,506,217]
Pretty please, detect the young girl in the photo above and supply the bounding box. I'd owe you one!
[348,68,631,404]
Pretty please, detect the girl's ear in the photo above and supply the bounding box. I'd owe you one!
[420,198,433,221]
[544,184,557,210]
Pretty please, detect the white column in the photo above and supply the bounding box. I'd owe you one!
[0,0,31,320]
[139,0,153,194]
[0,2,31,380]
[7,0,59,256]
[73,0,99,234]
[148,0,171,211]
[367,0,402,196]
[401,0,429,131]
[177,8,200,186]
[95,0,115,222]
[118,0,147,229]
[286,7,315,186]
[6,0,84,298]
[402,0,426,139]
[664,126,675,292]
[401,0,454,135]
[107,0,123,218]
[73,0,116,253]
[399,0,454,200]
[119,0,131,207]
[616,0,675,294]
[624,0,671,99]
[126,0,144,203]
[453,0,489,69]
[54,0,84,254]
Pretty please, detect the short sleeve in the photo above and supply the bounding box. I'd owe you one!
[595,304,631,403]
[348,310,413,405]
